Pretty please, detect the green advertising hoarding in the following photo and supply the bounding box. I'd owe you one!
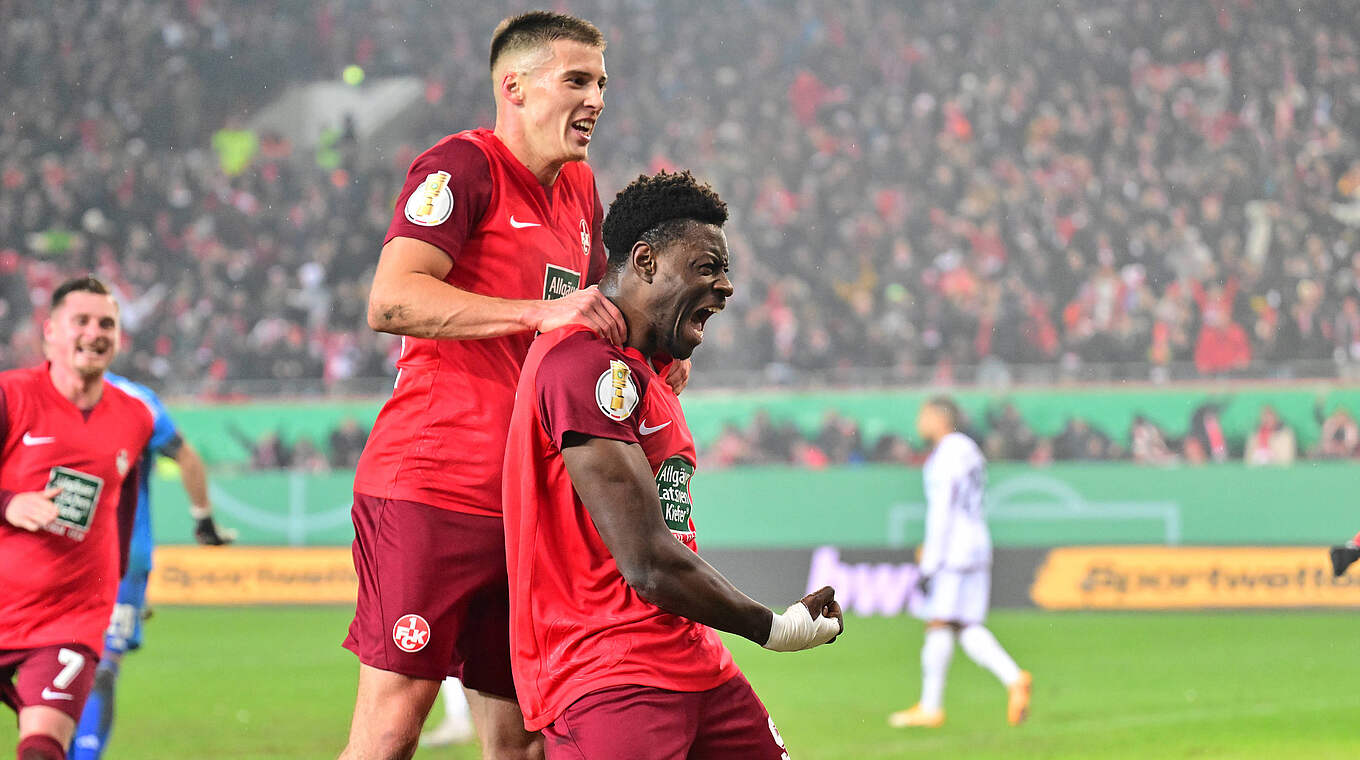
[168,385,1360,466]
[149,462,1356,549]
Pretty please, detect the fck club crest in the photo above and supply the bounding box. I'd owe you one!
[392,613,431,653]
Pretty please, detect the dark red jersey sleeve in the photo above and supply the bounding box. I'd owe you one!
[116,460,140,578]
[536,332,648,449]
[383,136,494,262]
[585,181,607,286]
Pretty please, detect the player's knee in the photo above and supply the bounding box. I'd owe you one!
[475,713,542,760]
[480,730,543,760]
[381,731,421,760]
[343,728,421,760]
[342,704,426,760]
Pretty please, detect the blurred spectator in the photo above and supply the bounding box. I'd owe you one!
[290,436,330,472]
[230,428,292,471]
[211,116,259,176]
[1244,405,1296,466]
[1187,404,1231,463]
[707,423,754,468]
[328,416,368,469]
[1027,438,1055,467]
[1193,310,1252,375]
[747,411,799,464]
[1313,402,1360,459]
[813,410,866,465]
[790,439,830,470]
[983,402,1037,461]
[1183,435,1208,466]
[868,433,915,465]
[1053,418,1117,461]
[1129,414,1177,466]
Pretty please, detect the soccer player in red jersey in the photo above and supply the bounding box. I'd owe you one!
[504,171,844,759]
[340,12,691,760]
[0,276,154,760]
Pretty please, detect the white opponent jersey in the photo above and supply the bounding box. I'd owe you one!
[919,431,992,573]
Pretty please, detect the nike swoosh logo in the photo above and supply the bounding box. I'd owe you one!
[41,688,74,701]
[22,432,55,446]
[509,216,541,229]
[639,420,671,435]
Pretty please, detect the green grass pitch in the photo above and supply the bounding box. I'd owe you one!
[3,607,1356,758]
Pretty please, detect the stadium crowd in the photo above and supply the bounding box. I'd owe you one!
[701,399,1360,469]
[224,399,1357,472]
[2,1,1359,394]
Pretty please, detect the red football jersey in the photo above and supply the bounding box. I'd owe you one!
[504,325,739,732]
[0,364,152,654]
[355,129,607,516]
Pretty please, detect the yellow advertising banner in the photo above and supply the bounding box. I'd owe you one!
[148,547,357,605]
[1031,546,1360,610]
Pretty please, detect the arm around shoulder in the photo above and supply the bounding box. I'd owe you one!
[367,237,626,342]
[366,236,536,339]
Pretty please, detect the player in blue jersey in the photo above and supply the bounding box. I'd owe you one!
[70,373,234,760]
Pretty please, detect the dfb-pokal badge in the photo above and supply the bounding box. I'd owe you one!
[595,360,638,421]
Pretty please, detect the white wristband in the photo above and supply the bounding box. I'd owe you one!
[762,602,841,652]
[189,505,212,520]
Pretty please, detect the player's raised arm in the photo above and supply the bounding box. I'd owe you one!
[367,236,625,344]
[561,434,842,651]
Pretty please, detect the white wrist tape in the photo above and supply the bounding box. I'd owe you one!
[762,602,841,652]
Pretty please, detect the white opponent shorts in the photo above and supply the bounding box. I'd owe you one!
[920,567,991,625]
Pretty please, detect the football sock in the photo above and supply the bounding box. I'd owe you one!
[919,627,955,711]
[959,625,1022,686]
[71,660,119,760]
[18,734,65,760]
[441,677,470,722]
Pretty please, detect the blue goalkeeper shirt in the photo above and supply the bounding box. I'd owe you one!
[104,373,182,574]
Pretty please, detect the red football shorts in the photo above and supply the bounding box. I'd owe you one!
[543,672,789,760]
[0,643,99,721]
[343,494,515,698]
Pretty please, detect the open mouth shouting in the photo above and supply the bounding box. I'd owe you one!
[683,302,725,346]
[570,117,596,143]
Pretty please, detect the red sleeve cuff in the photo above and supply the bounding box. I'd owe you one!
[0,489,15,516]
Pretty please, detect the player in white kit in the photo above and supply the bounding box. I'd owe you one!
[889,397,1032,728]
